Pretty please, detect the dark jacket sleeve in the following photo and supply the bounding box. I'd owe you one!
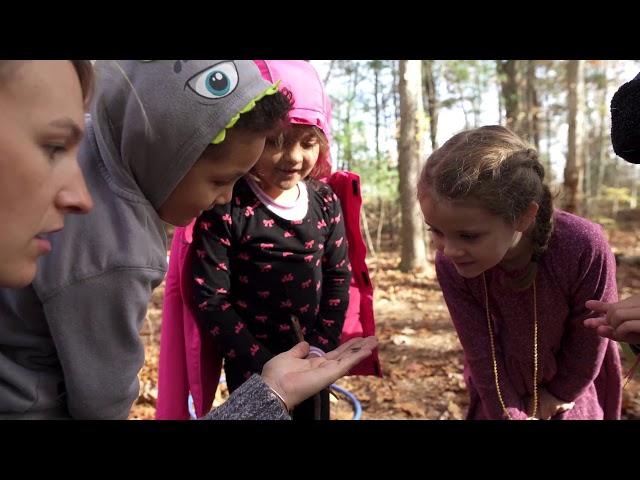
[199,374,290,420]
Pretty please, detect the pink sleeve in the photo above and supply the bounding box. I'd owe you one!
[545,227,618,402]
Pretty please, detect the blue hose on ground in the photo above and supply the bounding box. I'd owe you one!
[329,383,362,420]
[187,377,362,420]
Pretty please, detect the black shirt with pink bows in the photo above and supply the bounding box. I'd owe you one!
[192,178,351,388]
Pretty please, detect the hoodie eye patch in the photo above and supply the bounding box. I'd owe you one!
[187,61,239,99]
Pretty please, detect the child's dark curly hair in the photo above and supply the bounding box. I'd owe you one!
[234,87,294,134]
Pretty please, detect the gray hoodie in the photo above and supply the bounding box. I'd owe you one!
[0,60,283,419]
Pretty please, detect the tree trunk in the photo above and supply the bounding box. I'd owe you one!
[498,60,522,135]
[392,60,400,136]
[342,62,361,171]
[472,67,482,128]
[398,60,427,272]
[376,200,385,253]
[389,61,400,247]
[563,60,585,214]
[372,61,385,251]
[373,62,381,170]
[323,60,334,86]
[455,80,470,129]
[631,167,639,209]
[498,77,503,126]
[596,62,609,199]
[422,60,439,151]
[543,88,553,181]
[525,60,540,151]
[498,60,533,141]
[584,135,592,217]
[612,158,620,216]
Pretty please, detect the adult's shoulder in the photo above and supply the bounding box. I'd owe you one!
[33,186,166,300]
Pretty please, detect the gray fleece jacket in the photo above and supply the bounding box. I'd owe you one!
[0,60,284,419]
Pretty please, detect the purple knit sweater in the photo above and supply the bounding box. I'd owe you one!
[436,210,622,420]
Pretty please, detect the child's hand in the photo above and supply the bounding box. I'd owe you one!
[260,336,378,411]
[585,297,640,345]
[533,387,575,420]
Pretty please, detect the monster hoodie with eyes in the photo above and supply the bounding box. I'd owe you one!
[91,60,277,210]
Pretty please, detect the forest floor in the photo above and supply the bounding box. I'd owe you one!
[130,225,640,420]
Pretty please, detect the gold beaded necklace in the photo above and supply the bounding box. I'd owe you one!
[482,272,539,419]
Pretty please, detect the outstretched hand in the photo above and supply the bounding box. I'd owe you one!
[584,297,640,345]
[260,336,378,410]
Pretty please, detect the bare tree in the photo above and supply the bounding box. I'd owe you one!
[422,60,439,151]
[497,60,524,135]
[525,60,540,151]
[563,60,585,214]
[398,60,427,272]
[497,59,540,146]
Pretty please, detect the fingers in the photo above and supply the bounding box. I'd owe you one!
[585,300,610,313]
[352,336,378,352]
[324,336,377,361]
[583,317,608,329]
[322,337,378,375]
[613,320,640,344]
[595,325,615,339]
[607,306,640,330]
[614,295,640,310]
[557,402,575,413]
[539,401,575,420]
[340,342,376,365]
[585,296,640,332]
[323,337,366,359]
[587,295,640,314]
[585,319,616,339]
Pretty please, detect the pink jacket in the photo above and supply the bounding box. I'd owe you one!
[156,221,222,419]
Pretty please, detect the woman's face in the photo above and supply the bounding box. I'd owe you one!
[0,61,93,288]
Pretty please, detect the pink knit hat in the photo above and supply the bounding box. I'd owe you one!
[254,60,332,178]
